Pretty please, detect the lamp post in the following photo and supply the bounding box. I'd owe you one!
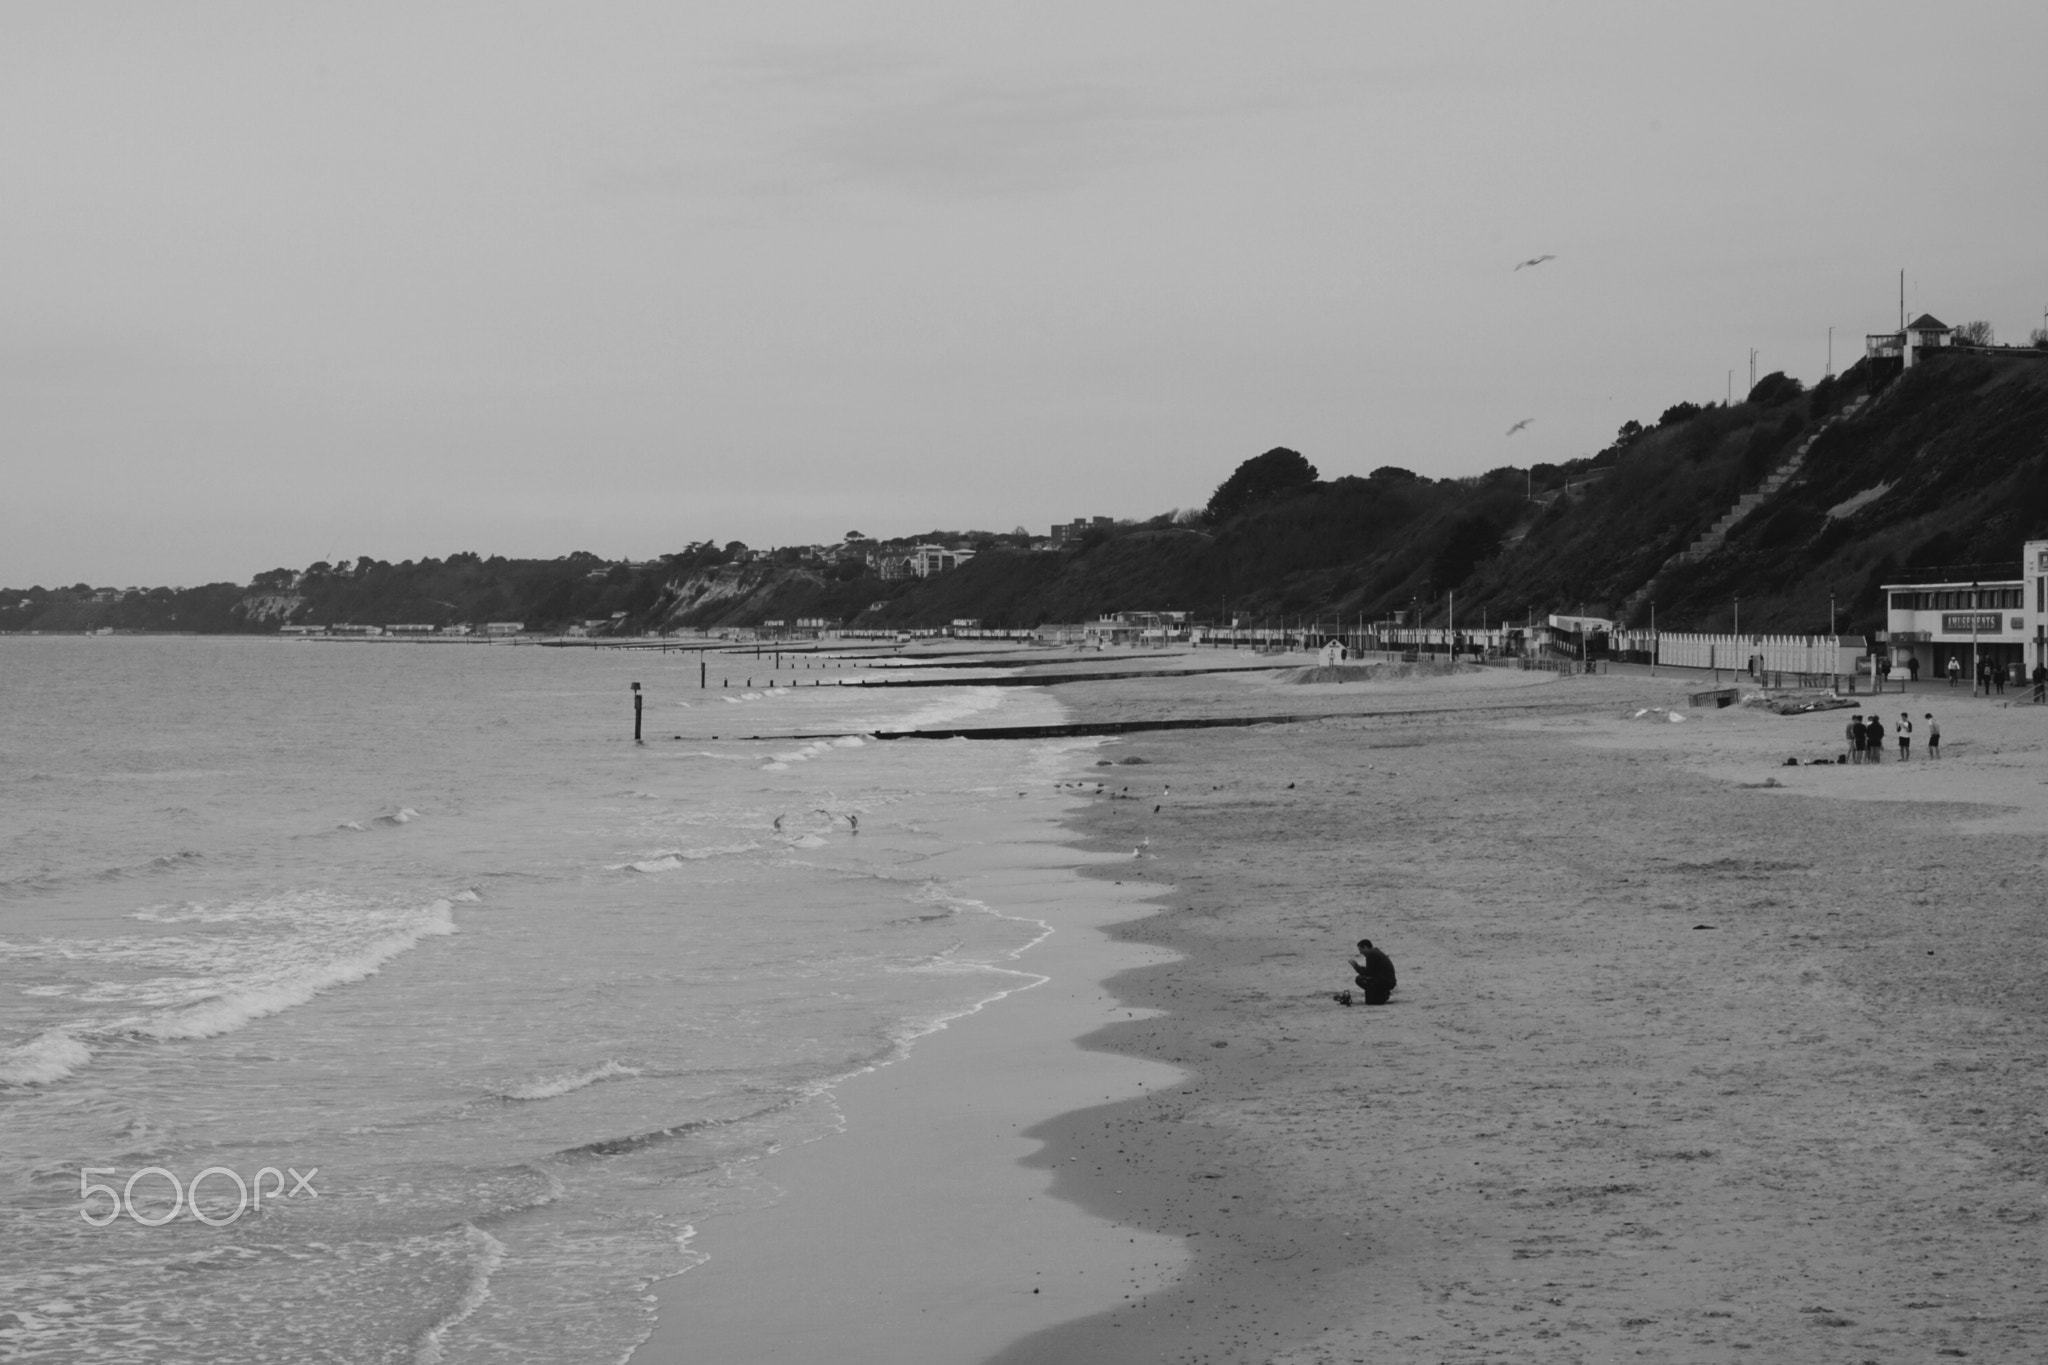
[1972,580,1981,695]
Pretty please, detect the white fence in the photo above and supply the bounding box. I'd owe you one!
[1617,631,1854,673]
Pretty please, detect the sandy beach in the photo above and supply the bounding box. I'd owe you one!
[633,656,2047,1362]
[989,664,2048,1362]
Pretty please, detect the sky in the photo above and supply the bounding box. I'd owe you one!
[5,2,2047,587]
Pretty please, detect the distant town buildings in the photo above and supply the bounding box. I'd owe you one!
[1051,517,1114,545]
[867,543,976,579]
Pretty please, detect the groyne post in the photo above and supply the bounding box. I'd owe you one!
[631,681,643,744]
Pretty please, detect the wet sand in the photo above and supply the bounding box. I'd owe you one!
[988,668,2048,1362]
[628,790,1191,1365]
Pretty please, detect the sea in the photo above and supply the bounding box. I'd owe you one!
[0,635,1087,1363]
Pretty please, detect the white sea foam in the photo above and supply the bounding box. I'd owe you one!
[0,1029,93,1085]
[611,841,759,872]
[870,687,1006,734]
[499,1058,640,1101]
[412,1224,508,1365]
[451,888,483,903]
[133,899,457,1041]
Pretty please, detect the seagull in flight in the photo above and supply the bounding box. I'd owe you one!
[1513,254,1556,271]
[1506,418,1534,436]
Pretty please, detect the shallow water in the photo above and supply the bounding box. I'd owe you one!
[0,636,1076,1363]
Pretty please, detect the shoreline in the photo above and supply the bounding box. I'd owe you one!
[626,746,1193,1364]
[984,668,2048,1361]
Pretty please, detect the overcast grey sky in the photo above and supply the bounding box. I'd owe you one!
[5,3,2046,586]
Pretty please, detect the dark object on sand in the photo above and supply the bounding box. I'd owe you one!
[1333,991,1354,1007]
[1693,924,1716,930]
[1350,939,1397,1005]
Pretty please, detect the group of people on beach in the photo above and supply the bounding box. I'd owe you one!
[1846,711,1939,763]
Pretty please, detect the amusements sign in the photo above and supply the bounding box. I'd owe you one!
[1941,613,2003,634]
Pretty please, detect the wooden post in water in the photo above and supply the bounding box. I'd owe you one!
[700,659,706,689]
[631,681,643,744]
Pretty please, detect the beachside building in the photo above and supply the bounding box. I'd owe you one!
[1866,312,1954,368]
[1882,539,2048,683]
[481,621,525,636]
[385,623,436,635]
[1084,611,1189,647]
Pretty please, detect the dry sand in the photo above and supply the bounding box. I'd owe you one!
[988,668,2047,1363]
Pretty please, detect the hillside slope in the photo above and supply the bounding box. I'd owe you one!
[11,350,2046,638]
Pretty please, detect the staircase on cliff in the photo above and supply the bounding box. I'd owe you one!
[1618,393,1869,623]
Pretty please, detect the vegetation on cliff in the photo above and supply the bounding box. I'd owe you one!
[9,349,2047,638]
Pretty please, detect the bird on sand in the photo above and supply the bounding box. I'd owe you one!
[1506,418,1534,436]
[1513,254,1556,271]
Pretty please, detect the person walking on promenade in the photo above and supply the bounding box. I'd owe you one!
[1926,713,1941,759]
[1879,655,1893,691]
[1949,655,1962,688]
[1898,712,1913,761]
[1994,663,2006,696]
[1847,714,1865,764]
[1866,713,1884,763]
[2033,662,2047,704]
[1908,656,1921,683]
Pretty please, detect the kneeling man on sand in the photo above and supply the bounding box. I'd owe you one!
[1347,939,1397,1006]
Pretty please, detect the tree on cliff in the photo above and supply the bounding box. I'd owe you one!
[1205,447,1320,524]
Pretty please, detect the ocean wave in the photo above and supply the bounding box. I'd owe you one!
[411,1224,507,1365]
[130,899,457,1042]
[0,1028,93,1085]
[374,807,422,826]
[497,1058,641,1102]
[554,1097,795,1160]
[0,851,204,900]
[611,842,759,872]
[870,686,1007,734]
